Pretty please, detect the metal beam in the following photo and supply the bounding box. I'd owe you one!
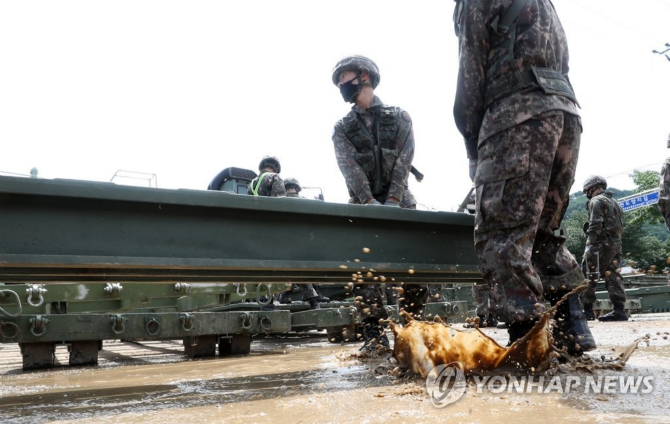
[0,176,480,283]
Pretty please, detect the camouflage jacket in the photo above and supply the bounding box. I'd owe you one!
[453,0,580,159]
[585,191,624,246]
[332,96,414,204]
[659,157,670,231]
[247,172,286,197]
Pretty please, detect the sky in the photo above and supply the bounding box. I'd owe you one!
[1,0,668,211]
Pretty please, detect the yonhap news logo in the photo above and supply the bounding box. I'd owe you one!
[425,362,467,408]
[426,362,654,408]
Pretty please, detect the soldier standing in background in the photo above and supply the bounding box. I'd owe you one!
[247,156,286,197]
[658,134,670,231]
[331,55,422,351]
[581,175,627,322]
[453,0,595,354]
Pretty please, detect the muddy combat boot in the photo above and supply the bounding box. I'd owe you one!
[360,322,390,352]
[308,297,321,310]
[482,315,498,328]
[465,315,498,328]
[583,303,596,321]
[597,302,628,322]
[506,320,537,347]
[551,292,596,354]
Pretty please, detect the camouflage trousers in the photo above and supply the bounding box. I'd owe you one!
[472,283,491,318]
[581,241,626,304]
[354,284,389,323]
[385,283,434,318]
[474,111,583,323]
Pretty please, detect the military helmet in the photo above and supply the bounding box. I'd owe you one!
[284,177,301,192]
[331,55,380,89]
[259,156,281,174]
[583,175,607,194]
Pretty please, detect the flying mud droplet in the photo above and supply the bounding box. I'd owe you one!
[363,247,371,253]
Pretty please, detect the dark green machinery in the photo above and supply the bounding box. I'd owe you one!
[0,175,481,369]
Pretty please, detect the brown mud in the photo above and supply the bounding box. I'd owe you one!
[0,315,669,424]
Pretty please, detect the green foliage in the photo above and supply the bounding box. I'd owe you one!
[626,170,664,227]
[565,209,588,263]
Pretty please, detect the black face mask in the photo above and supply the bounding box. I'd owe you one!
[339,77,362,103]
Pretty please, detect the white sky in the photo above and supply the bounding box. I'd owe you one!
[1,0,668,211]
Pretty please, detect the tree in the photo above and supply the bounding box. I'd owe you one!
[626,170,664,228]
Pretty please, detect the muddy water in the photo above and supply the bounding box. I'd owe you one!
[1,315,669,424]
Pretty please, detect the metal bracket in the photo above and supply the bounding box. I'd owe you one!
[255,283,272,305]
[240,313,253,330]
[174,283,191,294]
[0,289,22,317]
[259,315,273,332]
[179,313,195,331]
[26,285,47,307]
[29,315,50,337]
[0,321,19,339]
[110,314,127,334]
[144,317,161,336]
[235,283,248,297]
[104,283,123,297]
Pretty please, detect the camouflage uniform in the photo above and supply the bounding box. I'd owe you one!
[472,283,491,318]
[332,95,417,208]
[333,94,421,323]
[582,191,626,305]
[247,172,286,197]
[454,0,583,323]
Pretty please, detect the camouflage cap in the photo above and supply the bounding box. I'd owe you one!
[259,156,281,174]
[583,175,607,193]
[331,55,380,88]
[284,177,301,192]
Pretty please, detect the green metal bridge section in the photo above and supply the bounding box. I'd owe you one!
[0,175,481,369]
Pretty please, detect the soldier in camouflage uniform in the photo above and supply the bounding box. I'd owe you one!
[277,177,331,309]
[247,156,286,197]
[658,134,670,231]
[581,175,627,321]
[331,55,421,351]
[453,0,595,353]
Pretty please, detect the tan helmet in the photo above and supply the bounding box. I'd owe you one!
[583,175,607,194]
[331,55,380,88]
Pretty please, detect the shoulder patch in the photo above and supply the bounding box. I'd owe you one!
[401,110,411,122]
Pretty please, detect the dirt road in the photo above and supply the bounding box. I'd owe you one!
[1,314,669,424]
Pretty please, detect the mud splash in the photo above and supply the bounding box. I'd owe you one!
[389,288,644,377]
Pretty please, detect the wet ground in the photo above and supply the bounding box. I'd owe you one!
[1,313,669,424]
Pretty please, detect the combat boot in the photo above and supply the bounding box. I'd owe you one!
[551,291,596,354]
[277,291,292,304]
[360,322,390,352]
[315,294,330,303]
[465,315,498,329]
[506,320,537,347]
[597,302,628,322]
[308,297,321,310]
[583,303,596,321]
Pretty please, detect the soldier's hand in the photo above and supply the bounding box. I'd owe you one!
[366,199,383,206]
[384,198,401,207]
[469,159,477,181]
